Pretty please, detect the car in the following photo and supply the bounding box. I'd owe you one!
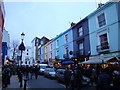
[38,64,48,75]
[44,68,56,78]
[55,69,66,82]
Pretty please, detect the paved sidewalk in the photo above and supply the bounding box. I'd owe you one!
[7,75,20,88]
[2,75,23,90]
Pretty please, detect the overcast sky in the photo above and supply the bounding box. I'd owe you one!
[4,0,109,46]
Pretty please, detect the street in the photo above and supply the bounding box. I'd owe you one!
[27,75,65,88]
[27,75,96,90]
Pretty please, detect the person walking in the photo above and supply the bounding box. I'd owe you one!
[34,65,40,79]
[64,67,72,88]
[17,67,23,87]
[113,70,120,90]
[74,65,83,90]
[96,68,112,90]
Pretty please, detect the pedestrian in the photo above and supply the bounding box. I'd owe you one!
[113,70,120,90]
[70,70,76,90]
[74,65,83,90]
[30,66,34,79]
[2,66,8,88]
[90,68,97,86]
[96,68,112,90]
[64,67,72,88]
[34,65,39,79]
[17,67,23,87]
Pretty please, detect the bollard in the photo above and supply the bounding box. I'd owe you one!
[24,79,27,90]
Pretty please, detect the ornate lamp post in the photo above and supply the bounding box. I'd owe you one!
[18,32,25,66]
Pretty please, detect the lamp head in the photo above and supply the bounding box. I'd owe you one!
[21,32,25,41]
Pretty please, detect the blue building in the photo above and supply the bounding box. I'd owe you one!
[86,2,120,64]
[54,26,74,65]
[2,42,7,65]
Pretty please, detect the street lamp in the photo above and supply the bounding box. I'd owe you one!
[18,32,25,66]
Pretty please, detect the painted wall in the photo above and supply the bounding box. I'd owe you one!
[72,18,90,57]
[54,28,73,60]
[88,2,119,57]
[2,42,7,65]
[117,2,120,53]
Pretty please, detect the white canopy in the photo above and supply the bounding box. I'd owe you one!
[79,57,115,64]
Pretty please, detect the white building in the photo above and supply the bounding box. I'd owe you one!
[2,29,10,59]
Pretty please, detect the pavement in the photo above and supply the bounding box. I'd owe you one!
[1,75,23,90]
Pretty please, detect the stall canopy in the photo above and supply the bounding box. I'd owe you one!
[79,57,115,64]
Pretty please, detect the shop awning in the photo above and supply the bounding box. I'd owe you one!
[79,57,115,64]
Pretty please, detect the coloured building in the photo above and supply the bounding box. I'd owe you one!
[0,1,5,65]
[72,17,90,63]
[86,2,120,64]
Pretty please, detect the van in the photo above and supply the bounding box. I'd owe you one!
[38,64,48,75]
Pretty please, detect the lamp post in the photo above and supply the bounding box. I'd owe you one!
[18,32,25,66]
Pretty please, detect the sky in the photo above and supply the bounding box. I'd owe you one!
[4,0,109,46]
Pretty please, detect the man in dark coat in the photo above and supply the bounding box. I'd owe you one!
[64,67,72,88]
[74,66,83,90]
[96,68,112,90]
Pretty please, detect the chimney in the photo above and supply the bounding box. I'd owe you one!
[71,22,76,27]
[98,3,104,8]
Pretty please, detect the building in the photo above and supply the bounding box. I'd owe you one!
[46,39,54,66]
[87,2,120,63]
[0,1,5,65]
[39,36,49,63]
[72,17,90,63]
[53,27,74,66]
[22,46,33,66]
[2,29,10,65]
[31,37,41,63]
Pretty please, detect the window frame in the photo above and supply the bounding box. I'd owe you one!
[97,28,109,49]
[96,12,107,28]
[78,26,83,37]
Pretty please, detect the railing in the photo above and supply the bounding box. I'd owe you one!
[96,42,109,52]
[55,55,59,59]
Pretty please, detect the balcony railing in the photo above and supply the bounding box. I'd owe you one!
[96,42,109,52]
[63,54,69,59]
[55,55,59,59]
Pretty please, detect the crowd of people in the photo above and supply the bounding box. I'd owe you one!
[2,64,120,90]
[2,64,40,88]
[64,65,120,90]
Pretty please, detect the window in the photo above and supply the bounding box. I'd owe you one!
[57,50,59,56]
[78,27,83,36]
[65,34,68,43]
[56,40,59,48]
[51,44,52,50]
[65,46,69,55]
[97,13,106,27]
[97,29,109,52]
[51,52,52,58]
[99,33,109,50]
[41,41,43,45]
[78,42,84,55]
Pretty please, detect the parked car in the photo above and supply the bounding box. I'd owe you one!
[44,68,56,78]
[39,64,48,75]
[55,69,66,82]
